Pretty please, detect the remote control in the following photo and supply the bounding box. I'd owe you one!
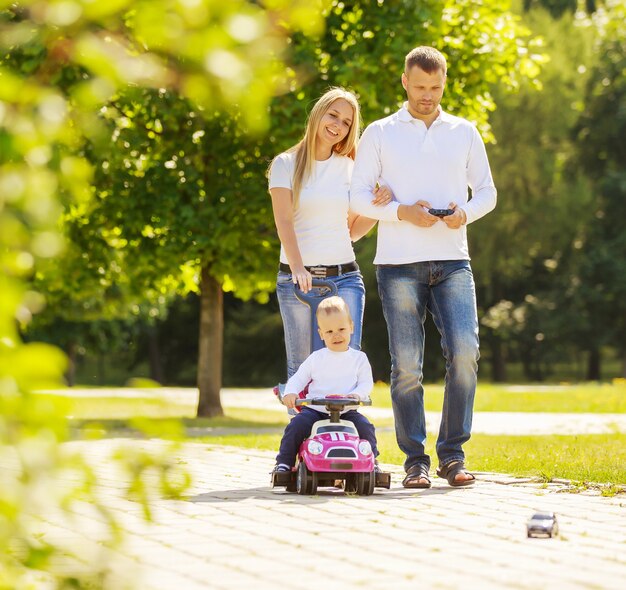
[428,208,454,217]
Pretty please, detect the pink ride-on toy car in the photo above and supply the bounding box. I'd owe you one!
[271,395,391,496]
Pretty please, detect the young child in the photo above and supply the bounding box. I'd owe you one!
[272,296,379,473]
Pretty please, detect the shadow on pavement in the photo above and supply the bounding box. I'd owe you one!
[188,485,458,504]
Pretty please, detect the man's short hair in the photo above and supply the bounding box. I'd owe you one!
[316,296,353,323]
[405,46,447,76]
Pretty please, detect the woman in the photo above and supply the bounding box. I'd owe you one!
[268,87,391,379]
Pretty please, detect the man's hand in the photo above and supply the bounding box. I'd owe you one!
[398,200,467,229]
[282,393,298,409]
[441,202,467,229]
[397,200,439,227]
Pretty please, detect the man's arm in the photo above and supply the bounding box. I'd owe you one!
[350,125,401,222]
[462,126,497,224]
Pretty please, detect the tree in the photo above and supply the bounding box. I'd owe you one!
[17,0,328,418]
[64,90,281,415]
[287,0,543,381]
[523,0,603,17]
[319,0,545,381]
[569,0,626,378]
[471,5,597,381]
[32,0,544,412]
[1,0,328,584]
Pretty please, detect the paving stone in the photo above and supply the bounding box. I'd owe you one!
[8,434,626,590]
[30,440,626,590]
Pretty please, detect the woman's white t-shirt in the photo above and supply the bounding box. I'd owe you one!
[268,151,356,266]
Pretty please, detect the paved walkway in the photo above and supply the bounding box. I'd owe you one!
[32,439,626,590]
[220,388,626,435]
[38,386,626,435]
[28,386,626,588]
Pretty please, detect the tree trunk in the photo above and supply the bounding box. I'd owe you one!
[147,325,165,384]
[65,341,76,387]
[586,348,601,381]
[197,266,224,417]
[489,338,507,382]
[97,354,106,385]
[521,348,533,382]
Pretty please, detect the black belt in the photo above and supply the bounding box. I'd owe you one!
[279,261,359,278]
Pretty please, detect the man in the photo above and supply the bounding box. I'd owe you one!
[350,46,496,488]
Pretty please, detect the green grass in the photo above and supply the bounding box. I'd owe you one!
[42,383,626,486]
[198,430,626,485]
[60,397,290,424]
[68,407,626,485]
[63,397,196,419]
[371,381,626,413]
[40,380,626,419]
[71,408,289,431]
[464,433,626,484]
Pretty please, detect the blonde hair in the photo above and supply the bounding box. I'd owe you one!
[316,296,353,324]
[286,88,360,209]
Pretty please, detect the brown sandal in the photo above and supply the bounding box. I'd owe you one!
[402,463,432,488]
[436,461,475,487]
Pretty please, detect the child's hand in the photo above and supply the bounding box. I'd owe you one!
[282,393,298,409]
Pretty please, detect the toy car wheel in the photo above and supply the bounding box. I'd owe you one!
[296,461,317,495]
[361,471,375,496]
[344,473,357,494]
[349,471,375,496]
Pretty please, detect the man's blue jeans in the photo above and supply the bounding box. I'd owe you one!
[376,260,479,471]
[276,270,365,379]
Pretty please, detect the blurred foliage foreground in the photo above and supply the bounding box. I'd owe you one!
[0,0,322,587]
[0,388,190,588]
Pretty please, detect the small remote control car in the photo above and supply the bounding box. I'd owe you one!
[526,511,559,538]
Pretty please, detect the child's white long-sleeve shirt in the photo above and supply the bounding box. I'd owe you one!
[285,347,374,414]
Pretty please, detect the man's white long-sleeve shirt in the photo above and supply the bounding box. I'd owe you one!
[350,103,497,264]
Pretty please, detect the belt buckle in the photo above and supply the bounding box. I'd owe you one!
[309,266,327,279]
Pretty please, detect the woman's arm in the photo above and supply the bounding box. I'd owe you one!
[348,185,393,242]
[269,187,312,292]
[348,212,377,242]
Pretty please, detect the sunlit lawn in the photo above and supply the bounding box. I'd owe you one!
[371,380,626,413]
[43,380,626,419]
[197,429,626,486]
[42,381,626,486]
[68,404,626,485]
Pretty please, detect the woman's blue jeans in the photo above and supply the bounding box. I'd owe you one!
[376,260,480,471]
[276,270,365,379]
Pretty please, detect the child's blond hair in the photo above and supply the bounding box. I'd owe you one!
[316,296,353,323]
